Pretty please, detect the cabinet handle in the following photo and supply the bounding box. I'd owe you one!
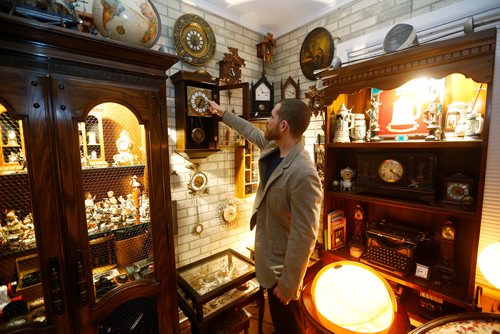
[48,256,64,315]
[75,250,88,305]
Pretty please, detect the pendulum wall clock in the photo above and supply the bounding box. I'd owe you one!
[171,70,220,161]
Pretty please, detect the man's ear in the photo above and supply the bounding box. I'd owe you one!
[280,120,288,132]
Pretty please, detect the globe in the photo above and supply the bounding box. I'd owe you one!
[92,0,161,48]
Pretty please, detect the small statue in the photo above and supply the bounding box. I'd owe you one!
[113,130,137,166]
[366,97,382,142]
[332,103,353,143]
[339,167,355,192]
[423,102,442,141]
[139,194,150,223]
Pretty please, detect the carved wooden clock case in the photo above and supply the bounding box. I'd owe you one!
[171,70,220,160]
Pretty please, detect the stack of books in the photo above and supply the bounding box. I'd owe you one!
[324,209,346,251]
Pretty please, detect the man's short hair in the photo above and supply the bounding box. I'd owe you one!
[276,99,311,138]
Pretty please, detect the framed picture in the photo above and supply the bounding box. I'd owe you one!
[300,27,334,80]
[331,217,346,250]
[373,77,445,140]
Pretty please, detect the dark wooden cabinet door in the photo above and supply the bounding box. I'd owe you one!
[0,13,179,334]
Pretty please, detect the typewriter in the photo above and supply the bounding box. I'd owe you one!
[360,220,426,277]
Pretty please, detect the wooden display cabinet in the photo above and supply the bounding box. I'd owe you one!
[318,28,496,326]
[0,13,179,334]
[176,249,264,334]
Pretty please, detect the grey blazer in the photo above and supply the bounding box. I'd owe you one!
[222,111,322,300]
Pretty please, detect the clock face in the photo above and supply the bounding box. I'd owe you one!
[187,86,212,116]
[446,182,469,201]
[441,226,455,240]
[173,14,216,65]
[284,85,297,98]
[255,82,271,101]
[189,172,208,192]
[378,159,404,183]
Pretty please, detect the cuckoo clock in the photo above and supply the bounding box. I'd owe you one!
[305,85,324,117]
[256,32,276,64]
[218,47,246,85]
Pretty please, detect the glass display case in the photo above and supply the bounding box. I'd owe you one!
[176,249,264,333]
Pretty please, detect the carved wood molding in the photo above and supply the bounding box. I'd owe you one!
[321,28,496,104]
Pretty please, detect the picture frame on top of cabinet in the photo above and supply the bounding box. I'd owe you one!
[373,78,445,140]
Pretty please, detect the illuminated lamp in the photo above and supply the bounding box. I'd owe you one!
[311,261,397,333]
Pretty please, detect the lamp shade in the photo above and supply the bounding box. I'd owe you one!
[311,261,397,334]
[478,242,500,289]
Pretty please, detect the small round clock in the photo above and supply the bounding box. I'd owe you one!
[188,172,208,192]
[217,198,239,226]
[441,224,456,240]
[377,159,404,183]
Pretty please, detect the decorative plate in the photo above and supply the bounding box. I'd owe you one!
[173,14,216,65]
[300,27,334,80]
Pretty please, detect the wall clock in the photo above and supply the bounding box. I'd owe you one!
[300,27,334,80]
[188,171,208,193]
[187,86,212,116]
[216,198,239,226]
[173,14,216,66]
[171,70,220,160]
[356,152,437,203]
[281,76,300,99]
[251,74,274,119]
[218,47,245,85]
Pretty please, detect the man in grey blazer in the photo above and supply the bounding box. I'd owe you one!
[208,99,322,334]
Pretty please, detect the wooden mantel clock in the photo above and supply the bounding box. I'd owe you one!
[281,76,300,99]
[171,70,220,161]
[218,47,245,85]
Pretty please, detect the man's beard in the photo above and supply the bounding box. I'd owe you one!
[265,126,279,141]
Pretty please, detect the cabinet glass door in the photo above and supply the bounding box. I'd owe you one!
[78,103,154,302]
[0,104,46,329]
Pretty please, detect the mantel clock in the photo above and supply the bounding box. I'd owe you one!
[281,76,300,99]
[356,152,437,203]
[251,74,274,120]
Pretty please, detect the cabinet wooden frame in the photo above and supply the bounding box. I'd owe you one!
[0,13,179,334]
[318,28,496,325]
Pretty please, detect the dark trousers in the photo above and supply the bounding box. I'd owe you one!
[266,287,306,334]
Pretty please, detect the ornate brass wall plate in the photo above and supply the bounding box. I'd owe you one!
[173,14,216,65]
[300,27,334,80]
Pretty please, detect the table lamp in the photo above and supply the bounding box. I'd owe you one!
[311,261,397,334]
[478,241,500,312]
